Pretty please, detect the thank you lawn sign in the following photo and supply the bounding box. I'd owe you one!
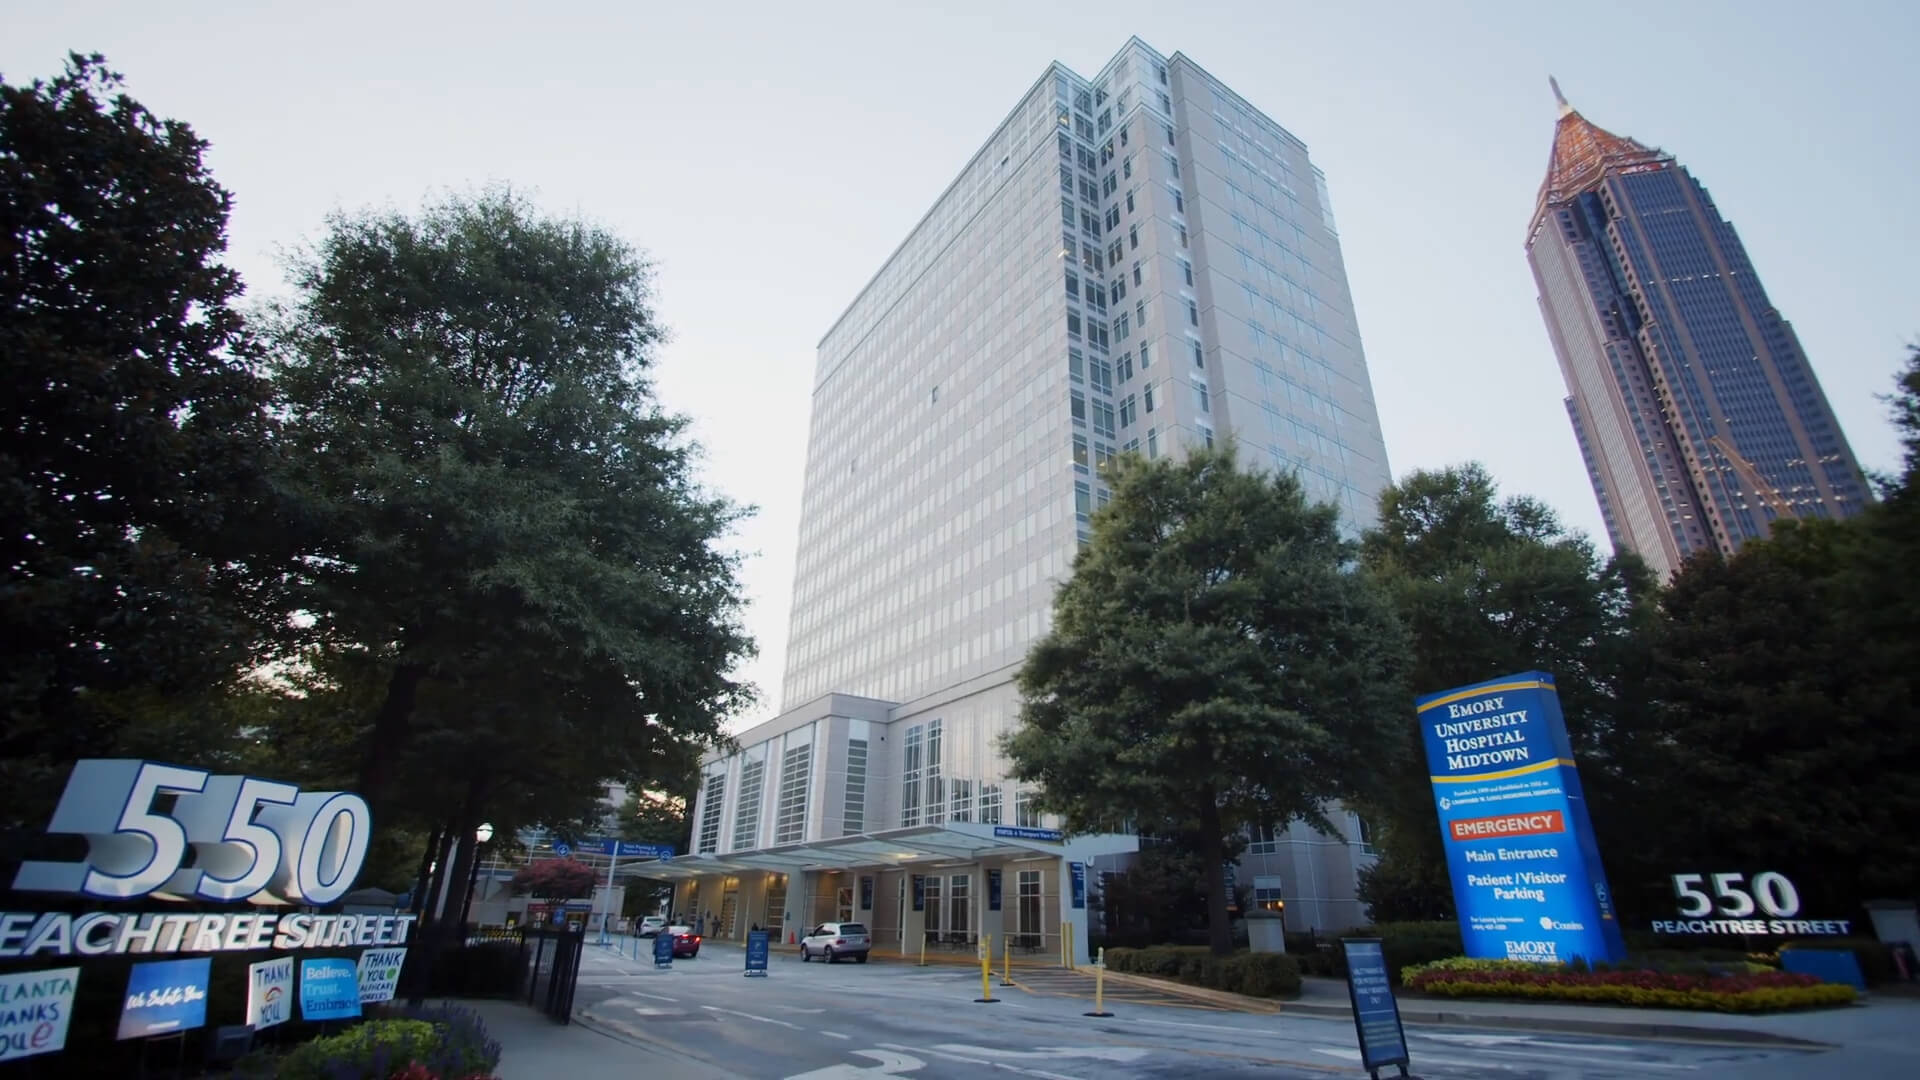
[1339,939,1410,1079]
[117,958,210,1039]
[1417,671,1626,965]
[356,947,408,1004]
[245,957,294,1030]
[0,967,78,1061]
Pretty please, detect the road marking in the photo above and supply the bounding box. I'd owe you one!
[631,991,680,1003]
[822,1030,852,1040]
[631,1006,677,1016]
[702,1004,803,1030]
[876,1042,1079,1080]
[777,1005,828,1014]
[1419,1032,1634,1054]
[930,1044,1150,1063]
[784,1049,925,1078]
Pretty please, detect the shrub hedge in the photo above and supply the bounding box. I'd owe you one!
[1778,939,1895,985]
[1403,965,1857,1013]
[240,1002,502,1080]
[1103,946,1303,998]
[1292,922,1463,981]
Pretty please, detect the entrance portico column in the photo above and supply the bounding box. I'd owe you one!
[1057,855,1090,967]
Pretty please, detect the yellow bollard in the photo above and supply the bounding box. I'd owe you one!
[918,931,928,968]
[1000,933,1015,986]
[975,934,998,1003]
[1083,946,1113,1017]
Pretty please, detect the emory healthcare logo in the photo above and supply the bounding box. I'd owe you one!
[1504,939,1559,962]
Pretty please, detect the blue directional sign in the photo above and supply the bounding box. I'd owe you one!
[745,930,770,978]
[1340,939,1410,1076]
[552,841,572,857]
[993,826,1063,842]
[653,931,674,970]
[1069,862,1086,909]
[1417,671,1626,966]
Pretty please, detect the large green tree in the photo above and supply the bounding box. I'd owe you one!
[1639,347,1920,911]
[1356,464,1658,920]
[1004,445,1410,954]
[0,55,279,823]
[262,188,756,897]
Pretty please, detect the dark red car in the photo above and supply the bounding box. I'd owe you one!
[666,925,702,958]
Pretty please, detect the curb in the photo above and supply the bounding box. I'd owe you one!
[1095,972,1835,1048]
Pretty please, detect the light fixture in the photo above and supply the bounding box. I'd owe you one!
[474,822,494,844]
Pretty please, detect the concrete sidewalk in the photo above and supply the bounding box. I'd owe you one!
[458,998,738,1080]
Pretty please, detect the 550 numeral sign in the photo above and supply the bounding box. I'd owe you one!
[12,760,372,906]
[1651,871,1852,936]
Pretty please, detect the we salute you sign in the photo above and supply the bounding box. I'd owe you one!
[1417,671,1626,965]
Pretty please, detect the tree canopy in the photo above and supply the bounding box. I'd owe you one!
[1354,464,1656,920]
[260,187,757,892]
[0,54,281,823]
[1004,444,1409,953]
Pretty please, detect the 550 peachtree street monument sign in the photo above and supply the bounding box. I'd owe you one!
[4,759,417,959]
[1417,672,1626,966]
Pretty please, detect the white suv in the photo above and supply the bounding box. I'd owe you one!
[800,922,871,963]
[637,915,668,938]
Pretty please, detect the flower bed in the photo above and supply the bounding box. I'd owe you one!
[1402,962,1856,1012]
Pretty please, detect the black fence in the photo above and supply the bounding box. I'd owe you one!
[403,923,584,1023]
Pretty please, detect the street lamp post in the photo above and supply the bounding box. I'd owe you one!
[459,822,494,929]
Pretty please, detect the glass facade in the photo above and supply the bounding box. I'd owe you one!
[1528,101,1868,578]
[682,43,1394,930]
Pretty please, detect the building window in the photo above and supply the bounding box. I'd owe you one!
[1118,353,1134,383]
[1253,875,1285,914]
[1353,813,1376,856]
[1192,340,1204,368]
[902,725,924,827]
[1132,262,1143,287]
[1070,390,1087,426]
[1119,394,1137,427]
[949,779,973,823]
[774,743,812,844]
[697,773,725,854]
[1144,383,1157,413]
[1181,259,1193,285]
[1015,788,1041,827]
[1090,356,1113,393]
[1165,125,1174,146]
[1128,225,1138,251]
[1147,427,1160,459]
[1017,870,1042,938]
[1194,383,1210,414]
[923,718,944,825]
[979,784,1003,825]
[1140,342,1151,368]
[923,874,944,935]
[732,758,765,851]
[949,874,971,939]
[1177,225,1188,248]
[842,739,868,836]
[1172,188,1185,213]
[1093,400,1116,439]
[1187,300,1199,326]
[1247,823,1281,855]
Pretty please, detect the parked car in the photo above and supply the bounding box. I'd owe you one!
[667,925,701,958]
[799,922,871,963]
[638,915,668,938]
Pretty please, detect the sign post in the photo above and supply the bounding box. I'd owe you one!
[653,929,674,971]
[1340,939,1413,1080]
[745,930,770,978]
[1417,671,1626,965]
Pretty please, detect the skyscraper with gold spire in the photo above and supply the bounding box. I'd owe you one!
[1526,80,1868,579]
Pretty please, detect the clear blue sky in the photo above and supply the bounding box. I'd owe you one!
[8,1,1916,727]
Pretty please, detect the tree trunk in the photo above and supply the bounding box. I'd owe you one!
[358,661,426,814]
[1199,792,1233,956]
[417,821,456,928]
[409,824,443,917]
